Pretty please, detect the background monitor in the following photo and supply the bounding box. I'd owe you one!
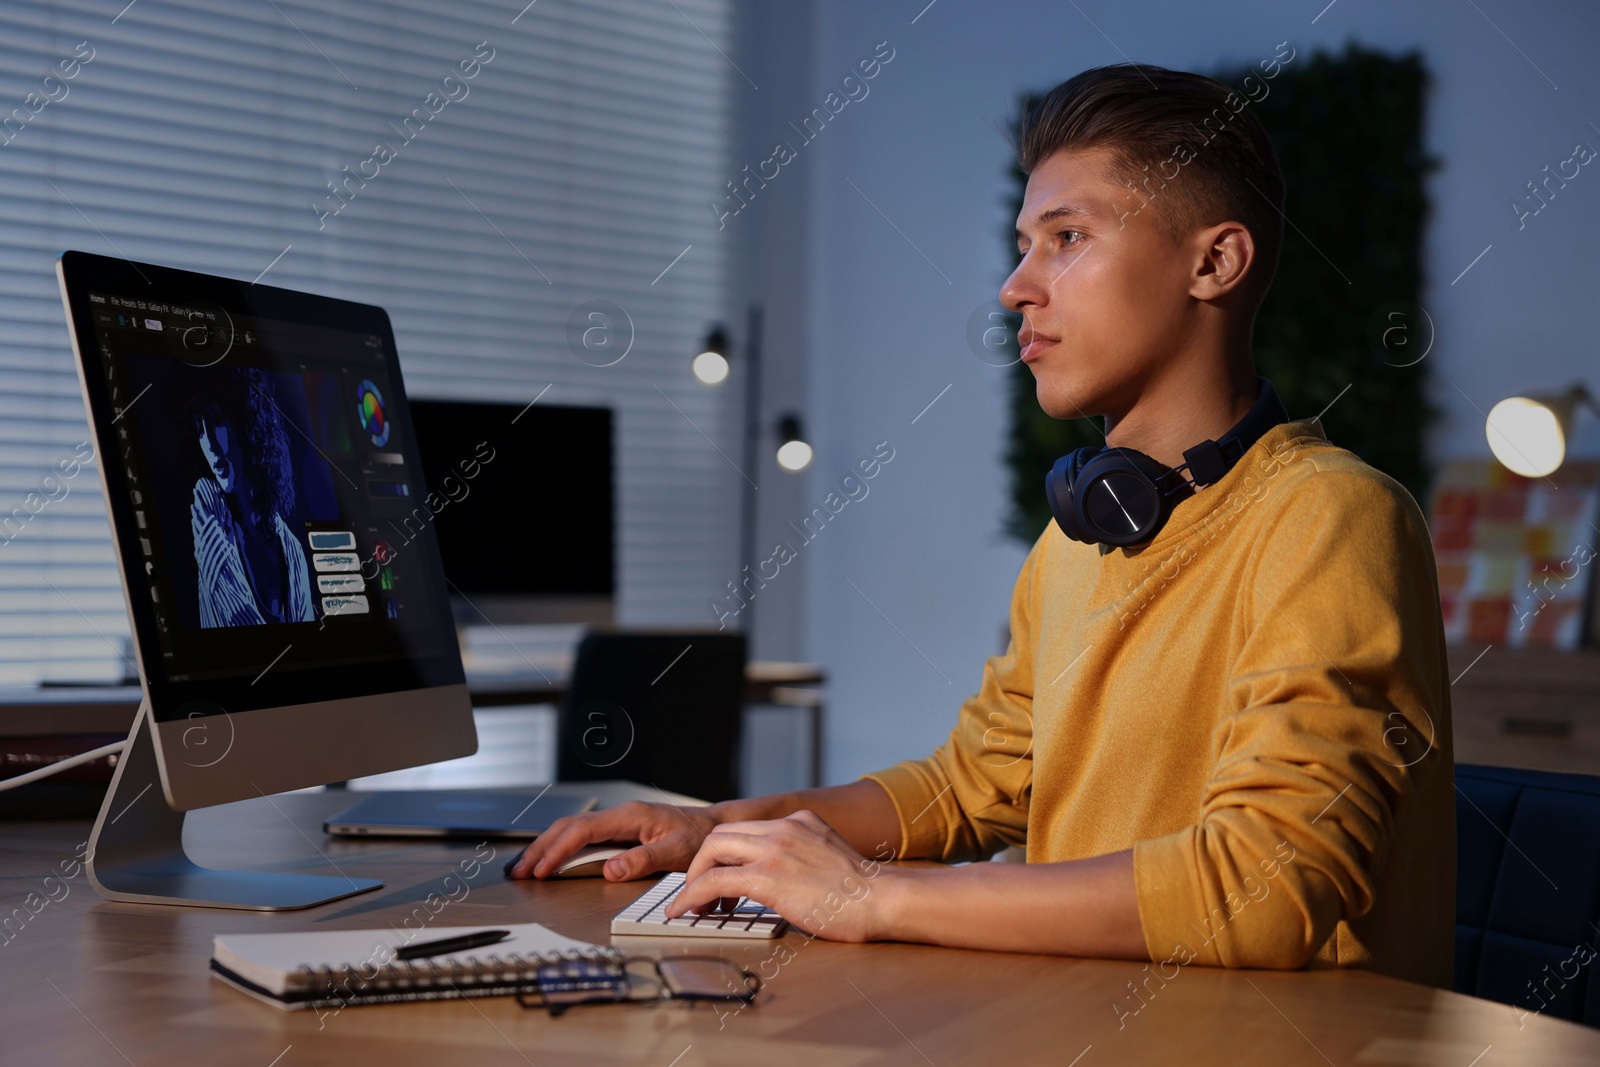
[57,250,477,908]
[409,399,615,626]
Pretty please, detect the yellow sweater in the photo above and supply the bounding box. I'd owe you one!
[864,420,1455,986]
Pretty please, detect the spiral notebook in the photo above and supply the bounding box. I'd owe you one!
[210,923,625,1011]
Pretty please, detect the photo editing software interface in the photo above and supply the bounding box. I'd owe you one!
[87,290,460,713]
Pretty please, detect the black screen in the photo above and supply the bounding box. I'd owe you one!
[409,400,614,599]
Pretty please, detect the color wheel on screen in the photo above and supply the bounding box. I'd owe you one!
[356,379,389,447]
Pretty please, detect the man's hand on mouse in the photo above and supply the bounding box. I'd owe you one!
[506,800,720,881]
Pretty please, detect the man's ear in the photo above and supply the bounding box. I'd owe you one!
[1188,222,1255,301]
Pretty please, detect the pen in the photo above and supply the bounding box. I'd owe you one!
[395,929,511,960]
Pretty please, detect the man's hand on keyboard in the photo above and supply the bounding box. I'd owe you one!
[665,810,889,942]
[506,800,719,881]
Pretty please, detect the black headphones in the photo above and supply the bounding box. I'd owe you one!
[1045,377,1289,548]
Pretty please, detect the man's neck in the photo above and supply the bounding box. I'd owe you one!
[1103,358,1259,473]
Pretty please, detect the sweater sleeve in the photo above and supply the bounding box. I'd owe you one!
[860,533,1043,862]
[1131,468,1446,970]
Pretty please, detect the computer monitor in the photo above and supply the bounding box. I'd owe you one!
[409,399,615,625]
[57,250,477,909]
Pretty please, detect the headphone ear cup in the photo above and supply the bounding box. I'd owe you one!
[1046,448,1094,543]
[1072,448,1174,547]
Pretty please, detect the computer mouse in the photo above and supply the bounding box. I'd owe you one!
[550,844,630,879]
[503,843,632,879]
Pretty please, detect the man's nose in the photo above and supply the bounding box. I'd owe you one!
[1000,259,1043,312]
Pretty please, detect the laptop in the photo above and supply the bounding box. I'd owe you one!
[324,789,598,838]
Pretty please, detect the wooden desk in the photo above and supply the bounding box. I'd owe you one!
[4,787,1599,1066]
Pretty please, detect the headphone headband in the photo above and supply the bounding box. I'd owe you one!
[1180,378,1290,486]
[1045,378,1289,548]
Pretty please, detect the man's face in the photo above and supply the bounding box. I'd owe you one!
[1001,147,1197,422]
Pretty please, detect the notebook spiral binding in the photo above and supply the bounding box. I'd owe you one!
[296,945,627,996]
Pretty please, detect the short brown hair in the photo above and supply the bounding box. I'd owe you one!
[1018,64,1285,292]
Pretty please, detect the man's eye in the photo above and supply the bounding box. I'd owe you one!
[1059,230,1084,245]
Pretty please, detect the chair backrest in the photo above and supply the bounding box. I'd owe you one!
[557,630,748,802]
[1455,763,1600,1028]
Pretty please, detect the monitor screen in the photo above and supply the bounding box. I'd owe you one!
[62,258,466,722]
[410,400,614,607]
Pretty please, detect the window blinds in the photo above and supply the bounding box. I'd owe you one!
[0,0,736,684]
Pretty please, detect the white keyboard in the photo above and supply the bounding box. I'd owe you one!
[610,872,789,939]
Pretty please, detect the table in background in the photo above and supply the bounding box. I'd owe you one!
[0,659,830,789]
[466,658,827,789]
[3,787,1599,1066]
[1448,643,1600,774]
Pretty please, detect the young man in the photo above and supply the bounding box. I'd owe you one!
[510,64,1455,986]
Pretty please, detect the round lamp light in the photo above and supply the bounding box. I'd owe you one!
[775,413,812,473]
[1485,385,1595,478]
[692,350,729,385]
[692,325,730,385]
[776,439,813,472]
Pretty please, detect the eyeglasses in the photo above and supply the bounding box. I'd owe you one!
[515,955,761,1017]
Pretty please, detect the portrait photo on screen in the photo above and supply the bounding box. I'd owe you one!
[126,358,343,631]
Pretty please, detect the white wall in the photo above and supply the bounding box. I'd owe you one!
[733,0,1600,784]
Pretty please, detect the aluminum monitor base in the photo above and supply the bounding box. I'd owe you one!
[86,701,382,910]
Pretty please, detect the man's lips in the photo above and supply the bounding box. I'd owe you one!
[1018,328,1058,363]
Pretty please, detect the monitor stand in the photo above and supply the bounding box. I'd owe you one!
[86,701,383,910]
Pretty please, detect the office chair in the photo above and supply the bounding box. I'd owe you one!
[557,630,748,802]
[1454,763,1600,1028]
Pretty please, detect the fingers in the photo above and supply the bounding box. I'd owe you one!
[506,815,574,877]
[506,801,733,880]
[712,809,831,838]
[527,822,603,878]
[666,865,765,920]
[528,815,619,878]
[507,802,645,879]
[682,830,769,885]
[602,842,662,881]
[655,811,830,889]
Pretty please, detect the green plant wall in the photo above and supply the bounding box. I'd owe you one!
[1004,44,1436,543]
